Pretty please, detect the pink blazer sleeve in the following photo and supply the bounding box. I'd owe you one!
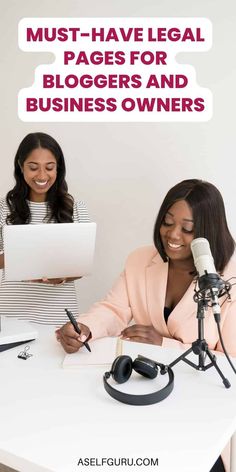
[79,271,132,339]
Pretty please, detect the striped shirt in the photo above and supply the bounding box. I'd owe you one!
[0,197,89,325]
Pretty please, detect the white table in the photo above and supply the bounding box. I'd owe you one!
[0,324,235,472]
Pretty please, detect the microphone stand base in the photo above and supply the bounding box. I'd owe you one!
[169,340,231,388]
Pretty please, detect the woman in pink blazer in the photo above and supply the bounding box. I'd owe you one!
[57,179,236,472]
[57,179,236,358]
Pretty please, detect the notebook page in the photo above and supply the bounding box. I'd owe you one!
[62,337,122,368]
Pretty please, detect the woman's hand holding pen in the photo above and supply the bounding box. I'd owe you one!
[56,321,91,353]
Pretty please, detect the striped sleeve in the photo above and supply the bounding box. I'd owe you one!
[74,200,90,223]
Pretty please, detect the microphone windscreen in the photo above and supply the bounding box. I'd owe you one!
[191,238,216,277]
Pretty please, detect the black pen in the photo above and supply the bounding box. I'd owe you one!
[65,308,91,352]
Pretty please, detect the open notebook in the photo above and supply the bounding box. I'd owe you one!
[62,337,165,368]
[62,337,122,368]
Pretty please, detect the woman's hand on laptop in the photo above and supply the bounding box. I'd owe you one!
[26,277,82,285]
[55,321,91,353]
[0,253,4,269]
[25,277,67,285]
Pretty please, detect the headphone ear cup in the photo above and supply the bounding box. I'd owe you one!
[133,357,158,379]
[111,355,133,384]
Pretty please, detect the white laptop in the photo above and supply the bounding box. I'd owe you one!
[0,316,38,352]
[3,222,96,281]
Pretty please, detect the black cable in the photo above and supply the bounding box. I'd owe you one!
[215,318,236,375]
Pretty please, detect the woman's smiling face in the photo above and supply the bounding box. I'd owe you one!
[22,147,57,202]
[160,199,194,263]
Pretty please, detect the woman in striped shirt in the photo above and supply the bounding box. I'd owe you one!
[0,132,89,325]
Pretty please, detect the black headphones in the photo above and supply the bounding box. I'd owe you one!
[103,354,174,406]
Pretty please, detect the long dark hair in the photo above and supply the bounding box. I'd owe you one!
[6,132,74,224]
[153,179,235,273]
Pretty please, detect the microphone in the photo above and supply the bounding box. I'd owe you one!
[190,238,226,296]
[190,238,230,320]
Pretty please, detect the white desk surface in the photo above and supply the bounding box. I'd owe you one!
[0,324,236,472]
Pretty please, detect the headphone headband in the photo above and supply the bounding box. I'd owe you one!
[103,355,174,406]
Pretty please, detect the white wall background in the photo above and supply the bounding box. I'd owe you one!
[0,0,236,313]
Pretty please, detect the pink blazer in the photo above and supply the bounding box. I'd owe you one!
[79,246,236,356]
